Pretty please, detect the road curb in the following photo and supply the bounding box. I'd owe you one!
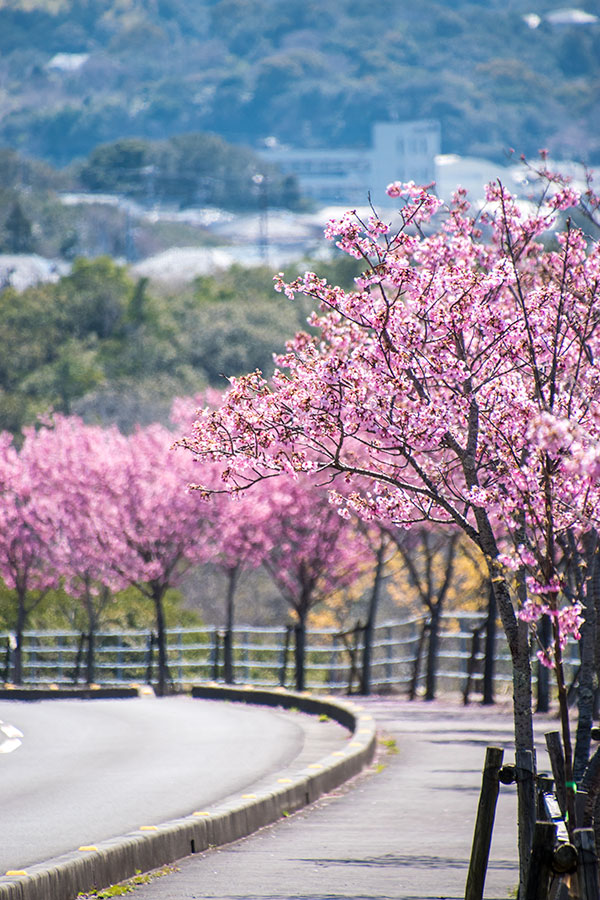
[0,686,377,900]
[0,687,140,700]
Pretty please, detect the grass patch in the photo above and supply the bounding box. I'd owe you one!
[380,736,398,755]
[77,866,177,898]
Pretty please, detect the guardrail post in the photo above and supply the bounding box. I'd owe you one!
[465,745,504,900]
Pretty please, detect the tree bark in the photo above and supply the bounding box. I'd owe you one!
[84,582,97,685]
[294,617,306,692]
[361,539,385,695]
[425,602,441,701]
[14,590,27,685]
[487,566,535,895]
[574,534,597,781]
[536,614,551,713]
[224,567,238,684]
[153,590,169,697]
[482,581,496,705]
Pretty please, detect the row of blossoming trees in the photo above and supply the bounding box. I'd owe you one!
[0,411,376,696]
[178,161,600,889]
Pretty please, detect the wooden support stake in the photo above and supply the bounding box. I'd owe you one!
[517,748,537,896]
[525,820,556,900]
[576,789,590,829]
[465,746,504,900]
[573,828,600,900]
[545,732,567,818]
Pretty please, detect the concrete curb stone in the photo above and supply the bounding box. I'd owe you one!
[0,685,377,900]
[0,687,140,701]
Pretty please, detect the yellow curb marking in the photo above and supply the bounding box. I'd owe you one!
[359,715,373,722]
[307,763,323,770]
[331,751,346,757]
[241,793,257,799]
[193,811,210,816]
[6,870,27,876]
[139,825,158,831]
[78,846,98,852]
[277,778,293,783]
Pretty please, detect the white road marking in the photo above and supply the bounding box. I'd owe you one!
[1,725,23,740]
[0,722,23,753]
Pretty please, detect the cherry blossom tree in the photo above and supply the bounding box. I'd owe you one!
[256,473,367,691]
[0,428,61,683]
[180,163,600,883]
[206,489,272,682]
[110,423,213,696]
[27,417,129,684]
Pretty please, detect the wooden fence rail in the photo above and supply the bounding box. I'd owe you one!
[0,612,582,695]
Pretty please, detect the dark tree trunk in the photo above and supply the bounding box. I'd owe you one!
[294,617,306,692]
[485,550,534,897]
[86,630,96,685]
[361,540,385,695]
[537,613,551,713]
[154,591,169,697]
[482,581,496,705]
[574,531,599,781]
[425,603,441,701]
[14,591,27,685]
[84,583,97,685]
[224,567,238,684]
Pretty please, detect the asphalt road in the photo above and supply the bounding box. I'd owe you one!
[0,693,349,873]
[126,697,555,900]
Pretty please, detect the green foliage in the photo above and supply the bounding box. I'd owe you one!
[0,579,202,635]
[0,0,598,163]
[77,133,303,211]
[76,865,176,899]
[0,249,344,434]
[1,200,34,253]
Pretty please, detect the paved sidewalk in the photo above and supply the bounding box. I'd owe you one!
[120,696,553,900]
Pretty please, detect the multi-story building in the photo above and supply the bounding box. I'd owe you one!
[260,119,441,207]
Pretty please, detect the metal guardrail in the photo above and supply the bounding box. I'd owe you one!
[0,612,581,694]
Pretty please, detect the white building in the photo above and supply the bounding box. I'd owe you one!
[261,119,441,208]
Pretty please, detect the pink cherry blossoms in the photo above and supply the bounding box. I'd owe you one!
[180,164,600,788]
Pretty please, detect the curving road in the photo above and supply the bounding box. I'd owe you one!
[0,693,348,873]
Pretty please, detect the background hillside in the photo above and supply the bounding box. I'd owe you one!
[0,0,598,165]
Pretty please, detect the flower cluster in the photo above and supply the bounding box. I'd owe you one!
[518,598,584,668]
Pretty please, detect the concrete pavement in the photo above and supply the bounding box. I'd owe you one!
[116,695,555,900]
